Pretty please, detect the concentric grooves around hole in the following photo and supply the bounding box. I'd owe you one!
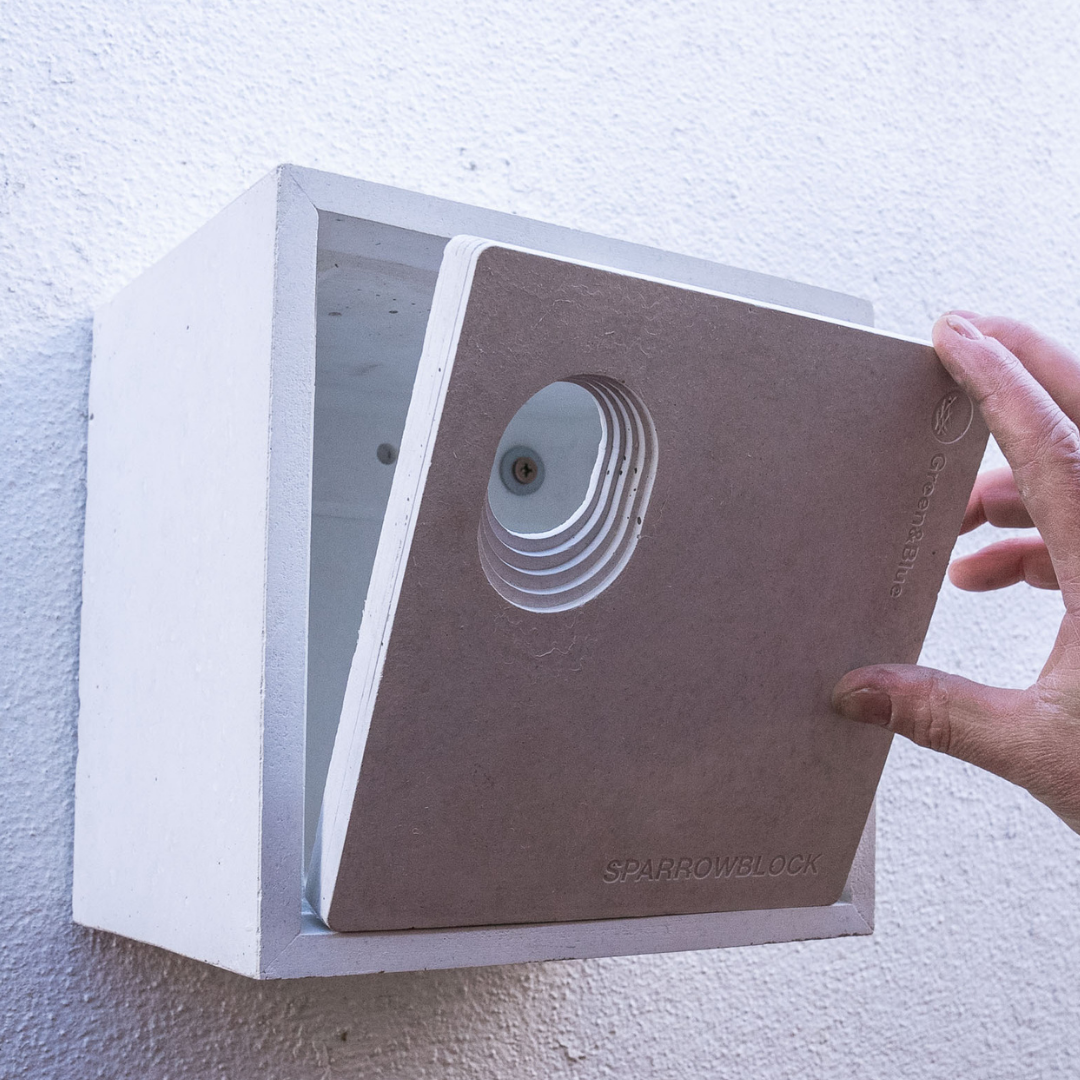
[478,376,658,612]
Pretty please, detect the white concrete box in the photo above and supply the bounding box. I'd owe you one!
[74,165,885,979]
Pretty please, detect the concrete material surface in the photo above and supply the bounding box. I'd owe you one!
[2,0,1079,1075]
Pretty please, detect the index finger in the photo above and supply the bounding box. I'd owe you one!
[932,313,1080,608]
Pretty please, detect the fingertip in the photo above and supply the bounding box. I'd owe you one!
[948,550,1005,592]
[832,664,908,706]
[833,687,893,727]
[931,315,979,370]
[931,311,1025,400]
[832,669,869,704]
[935,312,985,342]
[947,557,977,590]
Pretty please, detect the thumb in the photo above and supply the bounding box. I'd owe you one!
[833,664,1032,783]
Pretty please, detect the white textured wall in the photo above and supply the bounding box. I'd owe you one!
[3,1,1079,1075]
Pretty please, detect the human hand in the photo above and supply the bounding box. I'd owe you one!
[833,312,1080,835]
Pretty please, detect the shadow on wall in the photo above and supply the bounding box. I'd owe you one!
[68,926,617,1077]
[0,314,610,1077]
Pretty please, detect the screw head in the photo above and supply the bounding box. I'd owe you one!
[512,455,539,485]
[499,445,545,496]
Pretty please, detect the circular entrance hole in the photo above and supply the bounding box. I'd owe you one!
[479,376,658,612]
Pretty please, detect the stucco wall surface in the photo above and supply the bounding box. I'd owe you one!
[3,1,1080,1076]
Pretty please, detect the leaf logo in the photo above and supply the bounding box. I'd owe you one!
[931,389,973,444]
[933,393,957,438]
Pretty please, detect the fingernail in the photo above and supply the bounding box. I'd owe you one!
[835,688,893,726]
[945,314,984,340]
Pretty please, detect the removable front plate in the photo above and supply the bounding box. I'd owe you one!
[312,238,987,933]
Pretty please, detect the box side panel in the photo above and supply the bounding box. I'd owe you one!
[302,220,443,866]
[844,799,876,928]
[74,172,282,975]
[265,897,871,978]
[258,176,319,970]
[287,165,873,326]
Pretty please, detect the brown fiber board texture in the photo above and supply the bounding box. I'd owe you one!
[326,246,987,932]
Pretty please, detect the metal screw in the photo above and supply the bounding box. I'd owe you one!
[512,455,539,485]
[499,445,545,495]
